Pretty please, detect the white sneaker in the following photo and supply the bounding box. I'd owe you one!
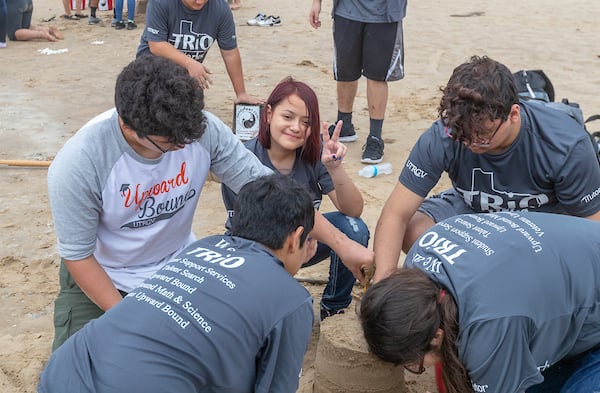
[257,15,281,27]
[247,12,266,26]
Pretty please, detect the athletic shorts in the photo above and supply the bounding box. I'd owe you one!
[51,259,126,351]
[332,15,404,82]
[6,0,32,41]
[417,189,477,223]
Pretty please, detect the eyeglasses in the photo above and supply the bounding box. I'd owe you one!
[467,117,506,147]
[146,135,169,154]
[403,356,426,375]
[146,136,187,154]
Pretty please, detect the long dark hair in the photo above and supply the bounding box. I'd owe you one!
[359,269,471,393]
[258,76,321,163]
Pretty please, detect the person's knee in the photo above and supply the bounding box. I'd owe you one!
[403,211,435,253]
[338,215,370,246]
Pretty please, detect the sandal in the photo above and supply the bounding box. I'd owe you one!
[61,14,79,20]
[74,13,88,18]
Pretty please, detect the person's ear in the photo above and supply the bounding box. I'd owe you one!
[266,104,273,124]
[429,328,444,349]
[280,226,305,275]
[509,103,520,122]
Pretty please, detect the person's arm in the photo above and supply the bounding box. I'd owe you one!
[321,121,363,217]
[148,41,213,89]
[220,47,263,104]
[254,298,314,393]
[585,210,600,221]
[312,210,372,283]
[372,182,425,283]
[308,0,322,29]
[64,256,123,311]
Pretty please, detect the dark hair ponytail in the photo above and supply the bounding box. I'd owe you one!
[359,268,471,393]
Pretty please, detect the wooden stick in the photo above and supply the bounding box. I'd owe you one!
[0,160,52,167]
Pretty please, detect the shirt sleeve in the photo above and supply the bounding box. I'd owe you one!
[48,140,103,260]
[399,121,449,197]
[215,2,237,50]
[460,317,543,393]
[142,0,170,43]
[254,298,314,393]
[199,111,273,193]
[553,137,600,216]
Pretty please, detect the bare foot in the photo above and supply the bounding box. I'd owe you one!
[49,26,64,40]
[229,2,241,10]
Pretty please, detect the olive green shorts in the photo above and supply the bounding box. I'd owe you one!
[51,260,125,351]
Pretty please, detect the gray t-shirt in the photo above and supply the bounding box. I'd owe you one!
[137,0,236,62]
[333,0,407,23]
[47,109,271,292]
[399,100,600,217]
[405,211,600,392]
[38,235,314,393]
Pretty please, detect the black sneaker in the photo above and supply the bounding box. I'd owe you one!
[320,308,345,322]
[361,135,384,163]
[114,20,126,29]
[327,123,358,142]
[126,21,137,30]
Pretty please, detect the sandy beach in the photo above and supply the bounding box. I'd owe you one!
[1,0,599,391]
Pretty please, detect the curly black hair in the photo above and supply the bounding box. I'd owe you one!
[115,55,206,145]
[438,55,518,144]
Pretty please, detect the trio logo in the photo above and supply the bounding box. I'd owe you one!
[417,230,466,265]
[169,20,215,62]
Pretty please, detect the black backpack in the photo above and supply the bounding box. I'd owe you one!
[512,69,600,161]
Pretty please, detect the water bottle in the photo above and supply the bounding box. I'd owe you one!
[358,162,393,178]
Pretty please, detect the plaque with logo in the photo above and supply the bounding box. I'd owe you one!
[233,103,263,141]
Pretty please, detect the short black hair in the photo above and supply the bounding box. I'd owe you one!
[115,55,206,145]
[231,174,315,249]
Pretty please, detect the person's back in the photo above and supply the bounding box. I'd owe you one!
[39,235,313,392]
[40,174,317,392]
[404,211,600,391]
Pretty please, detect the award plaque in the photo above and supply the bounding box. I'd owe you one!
[233,103,263,141]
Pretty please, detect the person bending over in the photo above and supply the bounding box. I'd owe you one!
[373,55,600,283]
[39,174,317,393]
[362,211,600,393]
[47,54,271,350]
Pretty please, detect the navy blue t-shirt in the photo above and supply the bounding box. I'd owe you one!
[39,236,314,393]
[405,211,600,392]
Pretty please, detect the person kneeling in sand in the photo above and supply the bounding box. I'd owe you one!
[7,0,63,41]
[39,174,317,393]
[361,211,600,393]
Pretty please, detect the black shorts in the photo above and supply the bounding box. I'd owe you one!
[332,15,405,82]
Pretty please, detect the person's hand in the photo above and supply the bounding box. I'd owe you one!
[308,0,322,29]
[235,92,266,105]
[188,62,213,90]
[321,120,347,170]
[302,235,318,263]
[336,238,374,286]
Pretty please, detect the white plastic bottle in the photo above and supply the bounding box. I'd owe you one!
[358,162,393,178]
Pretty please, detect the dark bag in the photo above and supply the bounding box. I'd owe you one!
[512,69,600,162]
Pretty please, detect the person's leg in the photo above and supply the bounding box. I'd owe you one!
[404,189,475,253]
[52,260,106,351]
[560,348,600,392]
[331,15,363,141]
[88,0,100,24]
[315,212,369,318]
[113,0,124,28]
[0,0,7,46]
[125,0,136,29]
[361,21,404,163]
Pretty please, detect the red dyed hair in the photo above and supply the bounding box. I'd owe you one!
[258,76,321,164]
